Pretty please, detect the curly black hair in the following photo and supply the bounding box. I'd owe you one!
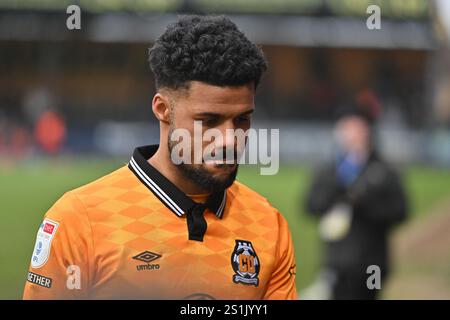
[148,15,268,90]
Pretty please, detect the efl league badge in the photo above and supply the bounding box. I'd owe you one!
[231,240,260,287]
[31,219,59,268]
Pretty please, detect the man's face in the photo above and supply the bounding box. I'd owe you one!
[167,81,254,193]
[334,115,370,157]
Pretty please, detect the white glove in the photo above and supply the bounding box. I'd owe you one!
[319,203,353,241]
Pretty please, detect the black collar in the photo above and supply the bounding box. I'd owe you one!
[128,145,226,219]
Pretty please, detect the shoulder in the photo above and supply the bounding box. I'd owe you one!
[365,157,402,186]
[229,180,272,205]
[70,165,132,197]
[228,181,293,250]
[308,162,336,182]
[46,165,134,222]
[228,180,284,221]
[68,165,139,207]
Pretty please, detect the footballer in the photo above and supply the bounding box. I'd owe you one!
[23,15,297,300]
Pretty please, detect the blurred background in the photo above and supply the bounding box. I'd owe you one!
[1,0,450,299]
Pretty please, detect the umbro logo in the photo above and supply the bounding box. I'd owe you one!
[132,251,162,271]
[133,251,161,263]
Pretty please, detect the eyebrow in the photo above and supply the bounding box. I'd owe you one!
[195,109,254,118]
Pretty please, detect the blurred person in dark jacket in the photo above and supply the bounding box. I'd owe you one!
[303,93,408,300]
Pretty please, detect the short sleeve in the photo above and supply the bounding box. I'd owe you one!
[263,212,297,300]
[23,192,94,300]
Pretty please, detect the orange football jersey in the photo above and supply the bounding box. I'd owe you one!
[23,145,297,300]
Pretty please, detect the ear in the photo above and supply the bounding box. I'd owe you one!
[152,93,171,124]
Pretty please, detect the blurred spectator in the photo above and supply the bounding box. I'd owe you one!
[302,93,408,299]
[34,110,66,154]
[0,113,32,161]
[10,125,31,157]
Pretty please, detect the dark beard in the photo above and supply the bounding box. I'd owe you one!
[176,162,238,193]
[168,126,238,193]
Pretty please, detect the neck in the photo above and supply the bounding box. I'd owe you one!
[148,145,209,195]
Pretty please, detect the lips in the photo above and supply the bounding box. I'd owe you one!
[204,161,237,171]
[202,149,241,165]
[204,158,236,165]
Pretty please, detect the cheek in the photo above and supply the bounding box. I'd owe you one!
[349,127,367,145]
[337,130,356,150]
[170,119,197,143]
[173,116,194,131]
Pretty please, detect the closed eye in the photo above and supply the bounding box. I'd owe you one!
[194,109,253,127]
[198,117,220,127]
[235,116,251,124]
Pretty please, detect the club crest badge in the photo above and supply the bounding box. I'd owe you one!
[231,240,260,287]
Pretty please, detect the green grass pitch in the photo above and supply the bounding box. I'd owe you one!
[1,158,450,299]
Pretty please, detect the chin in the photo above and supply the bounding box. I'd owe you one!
[178,162,238,192]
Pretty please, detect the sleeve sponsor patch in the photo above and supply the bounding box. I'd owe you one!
[31,218,59,269]
[27,272,52,288]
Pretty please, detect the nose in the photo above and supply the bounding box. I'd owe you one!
[217,120,247,163]
[212,119,239,150]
